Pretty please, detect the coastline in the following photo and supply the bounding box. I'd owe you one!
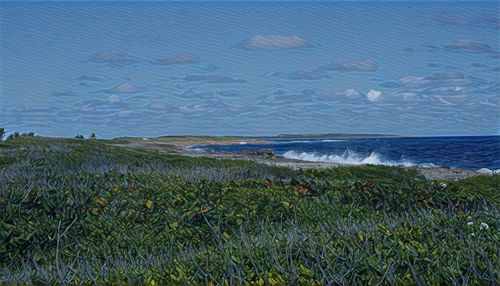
[111,136,486,181]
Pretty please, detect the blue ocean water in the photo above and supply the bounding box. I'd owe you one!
[195,136,500,171]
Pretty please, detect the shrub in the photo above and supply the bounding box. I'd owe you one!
[6,132,20,141]
[0,128,4,140]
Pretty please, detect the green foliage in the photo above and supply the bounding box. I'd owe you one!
[0,137,498,285]
[0,128,4,141]
[5,131,35,141]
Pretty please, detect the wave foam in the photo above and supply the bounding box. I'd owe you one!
[283,150,415,167]
[477,168,500,174]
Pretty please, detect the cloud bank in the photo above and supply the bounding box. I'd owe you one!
[236,35,313,51]
[152,52,201,65]
[319,59,378,72]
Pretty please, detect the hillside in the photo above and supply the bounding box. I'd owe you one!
[0,137,498,285]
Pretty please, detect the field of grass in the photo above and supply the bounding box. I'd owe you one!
[1,137,498,285]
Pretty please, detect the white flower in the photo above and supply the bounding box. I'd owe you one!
[480,222,489,230]
[467,221,474,226]
[471,233,476,237]
[439,183,447,188]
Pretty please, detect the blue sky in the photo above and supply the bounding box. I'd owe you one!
[1,1,499,138]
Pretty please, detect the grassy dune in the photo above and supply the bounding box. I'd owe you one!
[1,137,498,285]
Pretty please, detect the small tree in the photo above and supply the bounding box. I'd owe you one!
[75,134,84,139]
[0,128,4,140]
[22,131,35,137]
[6,132,20,141]
[89,133,97,140]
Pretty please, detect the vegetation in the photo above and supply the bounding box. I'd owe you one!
[0,137,498,285]
[0,128,4,141]
[5,131,36,142]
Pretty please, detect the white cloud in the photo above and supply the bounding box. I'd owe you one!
[444,38,495,54]
[184,74,246,84]
[106,83,145,94]
[286,69,328,80]
[108,94,121,104]
[367,89,382,102]
[236,35,313,51]
[179,104,207,114]
[180,89,216,99]
[319,59,378,72]
[152,52,201,65]
[148,101,169,111]
[344,88,362,99]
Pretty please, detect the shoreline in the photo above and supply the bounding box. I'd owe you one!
[112,138,486,181]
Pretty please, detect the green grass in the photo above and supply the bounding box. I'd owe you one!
[0,137,498,285]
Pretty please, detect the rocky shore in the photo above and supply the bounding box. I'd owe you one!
[113,139,488,181]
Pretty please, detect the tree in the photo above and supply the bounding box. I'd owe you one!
[6,132,20,141]
[22,131,35,137]
[89,133,97,140]
[0,128,4,140]
[75,134,84,139]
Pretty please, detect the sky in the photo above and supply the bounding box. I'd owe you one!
[0,1,499,138]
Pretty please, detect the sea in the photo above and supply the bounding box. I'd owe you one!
[193,136,500,172]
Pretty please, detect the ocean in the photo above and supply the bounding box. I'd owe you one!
[194,136,500,171]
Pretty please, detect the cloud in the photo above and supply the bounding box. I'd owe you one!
[470,15,500,30]
[470,63,489,68]
[432,13,466,27]
[179,104,207,114]
[366,89,382,102]
[341,88,363,99]
[76,99,128,112]
[377,68,497,109]
[184,74,246,84]
[105,83,146,94]
[152,52,201,65]
[286,69,328,80]
[51,91,77,97]
[148,101,170,111]
[317,88,364,101]
[236,34,313,51]
[180,89,217,99]
[318,58,378,72]
[88,51,136,65]
[13,105,58,118]
[108,94,121,104]
[398,71,481,89]
[379,81,401,88]
[257,89,317,105]
[432,12,499,30]
[444,39,496,54]
[219,90,240,97]
[73,75,104,82]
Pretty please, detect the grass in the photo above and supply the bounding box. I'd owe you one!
[0,137,499,285]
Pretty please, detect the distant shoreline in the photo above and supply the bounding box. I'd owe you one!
[109,135,492,181]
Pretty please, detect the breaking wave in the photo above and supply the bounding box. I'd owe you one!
[283,150,416,167]
[477,168,500,174]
